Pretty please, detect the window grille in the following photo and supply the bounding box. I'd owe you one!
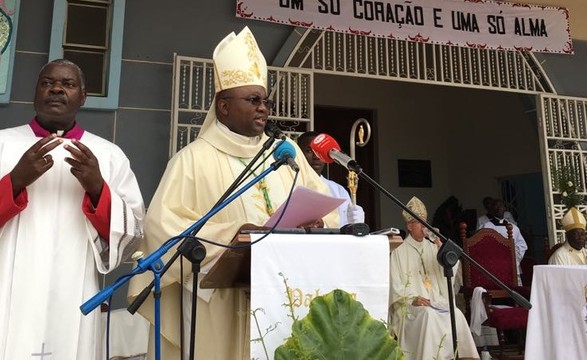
[63,0,111,96]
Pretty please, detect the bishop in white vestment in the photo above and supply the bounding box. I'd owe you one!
[127,27,337,360]
[549,207,587,265]
[390,197,479,360]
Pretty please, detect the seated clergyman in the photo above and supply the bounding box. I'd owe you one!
[389,196,479,360]
[549,207,587,265]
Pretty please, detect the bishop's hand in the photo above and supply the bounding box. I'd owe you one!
[299,218,324,229]
[412,296,431,307]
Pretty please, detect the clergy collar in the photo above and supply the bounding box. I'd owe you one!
[29,117,84,140]
[563,241,587,253]
[198,118,268,158]
[406,234,425,248]
[216,119,262,145]
[489,215,508,226]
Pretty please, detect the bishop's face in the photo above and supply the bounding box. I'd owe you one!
[407,220,426,242]
[566,228,586,250]
[216,85,271,137]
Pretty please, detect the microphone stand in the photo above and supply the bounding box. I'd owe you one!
[127,135,277,360]
[80,156,288,360]
[352,167,531,358]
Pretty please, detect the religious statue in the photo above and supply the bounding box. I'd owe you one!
[348,118,371,205]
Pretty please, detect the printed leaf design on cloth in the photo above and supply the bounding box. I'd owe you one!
[275,289,404,360]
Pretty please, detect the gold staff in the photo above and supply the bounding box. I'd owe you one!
[348,118,371,205]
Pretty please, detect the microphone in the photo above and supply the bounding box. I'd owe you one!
[310,133,362,173]
[264,122,287,140]
[273,140,299,172]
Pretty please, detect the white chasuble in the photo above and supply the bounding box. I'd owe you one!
[130,118,338,360]
[226,155,288,226]
[548,241,587,265]
[390,235,479,360]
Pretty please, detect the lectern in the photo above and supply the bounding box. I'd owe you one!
[202,232,391,358]
[200,233,252,289]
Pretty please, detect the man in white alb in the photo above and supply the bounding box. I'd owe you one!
[0,59,144,360]
[389,196,479,360]
[481,198,527,284]
[476,196,516,230]
[297,131,365,226]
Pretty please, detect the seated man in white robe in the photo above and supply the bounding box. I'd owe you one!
[549,207,587,265]
[390,196,479,360]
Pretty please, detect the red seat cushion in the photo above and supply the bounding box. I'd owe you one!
[486,307,528,330]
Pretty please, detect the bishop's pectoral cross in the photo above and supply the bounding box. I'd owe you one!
[31,342,52,359]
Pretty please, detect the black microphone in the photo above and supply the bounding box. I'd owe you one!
[264,122,287,140]
[340,223,370,236]
[310,133,362,173]
[273,140,299,172]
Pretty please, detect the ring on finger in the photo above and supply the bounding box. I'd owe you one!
[43,157,48,164]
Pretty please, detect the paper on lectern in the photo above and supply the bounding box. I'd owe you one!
[264,186,344,228]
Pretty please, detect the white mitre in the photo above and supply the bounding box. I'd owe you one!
[213,26,267,93]
[562,207,587,232]
[199,26,268,136]
[402,196,427,223]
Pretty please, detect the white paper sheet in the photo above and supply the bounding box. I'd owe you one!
[264,186,344,228]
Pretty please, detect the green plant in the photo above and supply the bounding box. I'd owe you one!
[274,289,404,360]
[552,165,584,208]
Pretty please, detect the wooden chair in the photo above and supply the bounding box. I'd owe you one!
[459,223,529,360]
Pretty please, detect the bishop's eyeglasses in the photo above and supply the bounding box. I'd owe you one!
[221,95,275,110]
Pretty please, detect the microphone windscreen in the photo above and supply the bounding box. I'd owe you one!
[310,133,341,163]
[273,140,296,161]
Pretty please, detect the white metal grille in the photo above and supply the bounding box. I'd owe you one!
[170,55,214,155]
[170,54,314,156]
[288,30,555,94]
[538,94,587,244]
